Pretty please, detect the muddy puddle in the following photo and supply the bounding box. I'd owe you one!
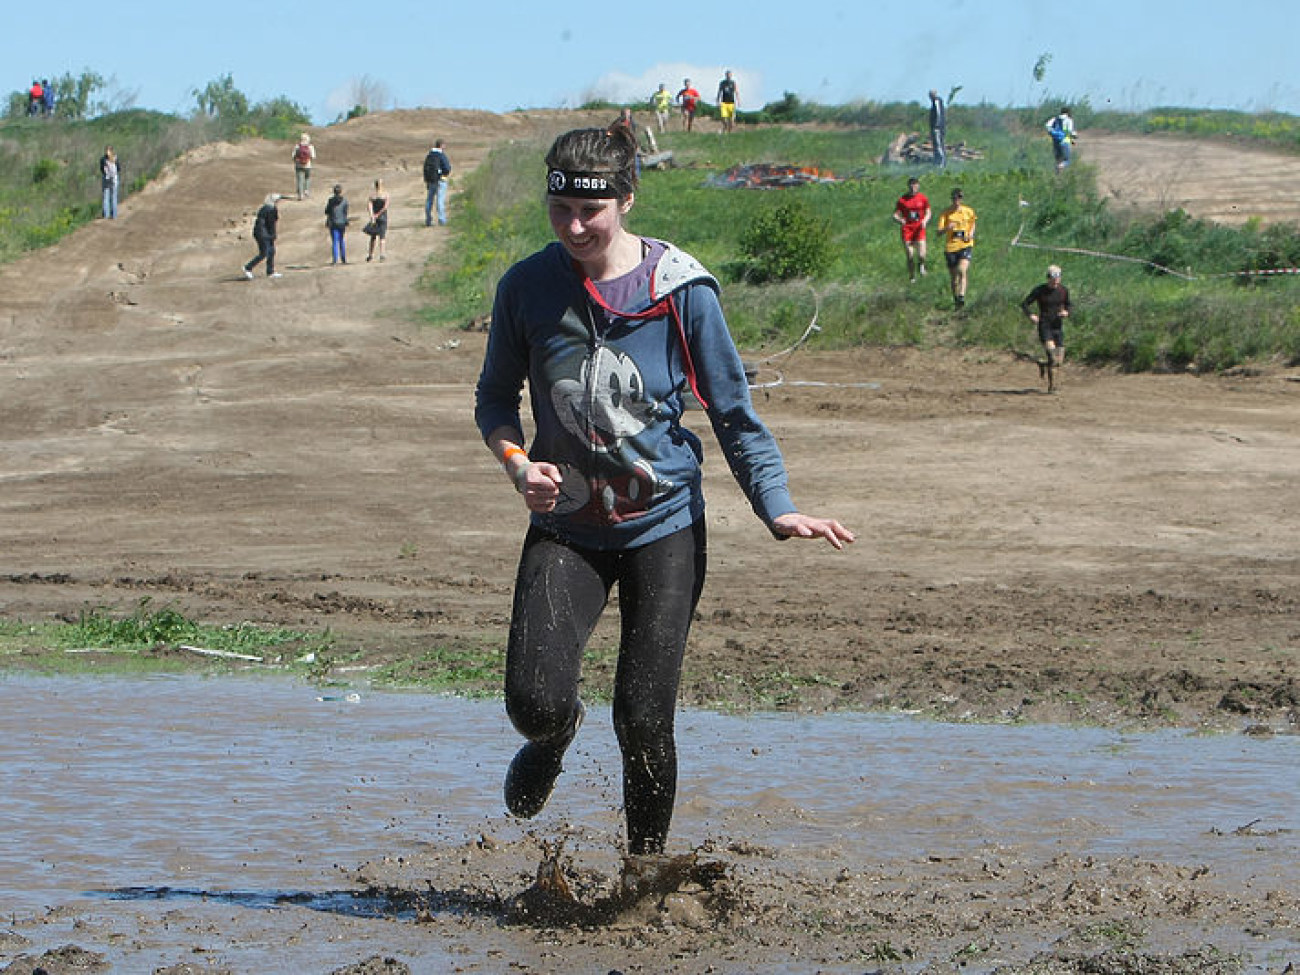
[1,674,1296,973]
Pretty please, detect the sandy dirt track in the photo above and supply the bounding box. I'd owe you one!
[0,114,1298,972]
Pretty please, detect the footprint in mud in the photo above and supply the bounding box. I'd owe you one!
[504,842,734,929]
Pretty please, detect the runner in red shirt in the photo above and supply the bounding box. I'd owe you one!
[675,79,701,132]
[892,176,931,282]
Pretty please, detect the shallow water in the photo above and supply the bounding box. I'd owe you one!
[0,674,1296,971]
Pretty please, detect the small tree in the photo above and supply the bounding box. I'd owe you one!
[192,74,249,121]
[51,70,107,119]
[738,198,832,283]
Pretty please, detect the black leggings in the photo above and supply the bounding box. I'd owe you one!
[505,520,707,855]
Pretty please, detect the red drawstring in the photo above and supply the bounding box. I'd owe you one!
[581,276,709,410]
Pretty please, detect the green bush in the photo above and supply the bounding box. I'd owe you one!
[31,158,59,183]
[737,198,832,282]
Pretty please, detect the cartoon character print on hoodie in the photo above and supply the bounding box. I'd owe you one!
[475,238,796,552]
[549,342,673,522]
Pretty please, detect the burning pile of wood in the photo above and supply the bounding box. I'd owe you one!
[706,163,843,189]
[880,133,985,166]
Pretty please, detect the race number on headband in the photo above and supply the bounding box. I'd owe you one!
[547,169,620,198]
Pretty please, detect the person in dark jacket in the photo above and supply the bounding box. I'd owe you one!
[99,146,122,219]
[423,140,452,226]
[242,194,284,279]
[929,89,947,167]
[324,184,349,265]
[474,125,854,863]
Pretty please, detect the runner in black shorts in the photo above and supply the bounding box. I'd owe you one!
[1021,264,1071,392]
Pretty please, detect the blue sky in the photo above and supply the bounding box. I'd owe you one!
[10,0,1298,123]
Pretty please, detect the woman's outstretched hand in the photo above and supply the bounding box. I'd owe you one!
[772,512,856,550]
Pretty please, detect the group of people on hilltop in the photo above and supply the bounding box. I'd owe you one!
[239,134,452,279]
[646,71,740,134]
[27,79,55,117]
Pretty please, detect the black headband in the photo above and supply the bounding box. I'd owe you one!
[547,168,620,199]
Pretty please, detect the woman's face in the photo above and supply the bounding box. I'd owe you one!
[547,195,632,268]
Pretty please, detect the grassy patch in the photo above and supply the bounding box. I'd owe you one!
[0,600,332,675]
[419,108,1300,373]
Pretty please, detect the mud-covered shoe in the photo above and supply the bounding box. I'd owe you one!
[505,702,584,819]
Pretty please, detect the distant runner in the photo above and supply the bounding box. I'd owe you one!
[892,175,931,282]
[675,78,701,132]
[1021,264,1072,392]
[937,187,976,309]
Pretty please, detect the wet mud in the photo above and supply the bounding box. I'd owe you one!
[1,676,1296,973]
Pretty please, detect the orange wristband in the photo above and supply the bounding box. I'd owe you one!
[502,446,527,464]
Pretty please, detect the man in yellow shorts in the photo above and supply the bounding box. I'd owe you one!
[716,70,739,133]
[937,187,977,309]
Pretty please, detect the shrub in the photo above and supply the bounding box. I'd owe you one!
[31,158,59,183]
[737,198,832,283]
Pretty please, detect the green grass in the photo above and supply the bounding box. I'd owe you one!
[0,600,333,674]
[419,109,1300,373]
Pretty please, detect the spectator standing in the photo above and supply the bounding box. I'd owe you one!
[325,184,350,265]
[716,70,739,134]
[293,133,316,200]
[242,194,284,279]
[675,78,700,132]
[1046,108,1076,171]
[27,80,43,117]
[1021,264,1072,392]
[99,146,121,219]
[892,175,931,282]
[650,83,672,133]
[929,89,947,167]
[937,187,976,309]
[364,179,389,262]
[474,125,853,861]
[41,79,54,117]
[423,140,452,227]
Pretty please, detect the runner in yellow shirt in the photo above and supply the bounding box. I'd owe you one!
[937,188,976,309]
[650,83,672,133]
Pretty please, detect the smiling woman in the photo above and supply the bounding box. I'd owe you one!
[473,124,854,864]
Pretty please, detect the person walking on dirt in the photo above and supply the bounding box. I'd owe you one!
[1046,107,1076,172]
[242,194,284,279]
[893,175,931,282]
[293,133,316,200]
[364,179,389,262]
[1021,264,1071,392]
[937,187,976,309]
[99,146,121,220]
[423,140,452,227]
[929,89,947,167]
[650,83,672,132]
[474,125,854,862]
[324,184,350,265]
[675,78,700,131]
[716,70,739,134]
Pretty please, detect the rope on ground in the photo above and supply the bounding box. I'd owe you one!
[746,285,881,392]
[1011,217,1300,281]
[1010,219,1197,279]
